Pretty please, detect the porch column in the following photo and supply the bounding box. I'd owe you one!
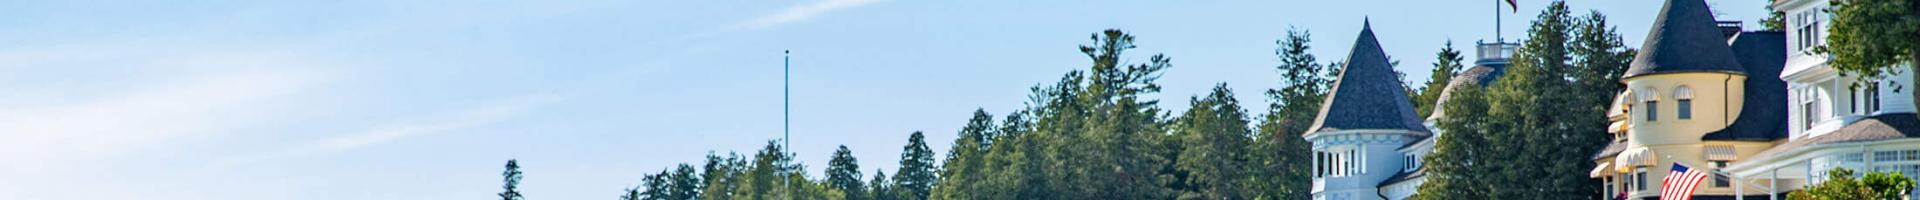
[1769,168,1778,200]
[1735,172,1744,200]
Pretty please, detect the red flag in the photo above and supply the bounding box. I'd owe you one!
[1505,0,1519,12]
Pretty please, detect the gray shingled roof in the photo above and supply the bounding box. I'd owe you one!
[1307,20,1430,135]
[1621,0,1747,78]
[1703,31,1789,141]
[1592,140,1631,160]
[1743,113,1920,162]
[1378,165,1425,187]
[1424,64,1506,122]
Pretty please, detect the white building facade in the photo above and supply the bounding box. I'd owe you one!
[1720,0,1920,199]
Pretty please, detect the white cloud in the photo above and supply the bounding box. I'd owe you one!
[735,0,886,30]
[0,43,340,199]
[212,93,563,166]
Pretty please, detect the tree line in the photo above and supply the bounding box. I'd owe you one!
[610,26,1337,200]
[487,0,1920,198]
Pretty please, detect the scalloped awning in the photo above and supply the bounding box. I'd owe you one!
[1614,147,1656,172]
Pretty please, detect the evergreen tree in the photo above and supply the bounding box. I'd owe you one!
[500,159,526,200]
[932,110,993,200]
[640,169,670,200]
[742,141,795,200]
[1410,83,1495,200]
[1248,27,1322,200]
[1489,2,1578,199]
[869,170,894,200]
[622,187,641,200]
[827,145,867,200]
[1571,11,1634,100]
[977,110,1044,199]
[1494,1,1608,198]
[1823,0,1920,106]
[1413,41,1464,117]
[667,164,702,200]
[1172,84,1252,200]
[891,131,937,200]
[1071,29,1175,199]
[699,152,744,200]
[1416,2,1622,199]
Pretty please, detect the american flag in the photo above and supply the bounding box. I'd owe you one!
[1659,163,1710,200]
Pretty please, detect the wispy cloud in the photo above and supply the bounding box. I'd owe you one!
[214,93,564,166]
[0,42,340,199]
[734,0,886,30]
[0,46,335,163]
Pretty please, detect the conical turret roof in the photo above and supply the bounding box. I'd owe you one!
[1621,0,1745,78]
[1307,20,1430,135]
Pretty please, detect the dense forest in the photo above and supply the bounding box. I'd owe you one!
[497,1,1668,199]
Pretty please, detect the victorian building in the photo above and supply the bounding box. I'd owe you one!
[1305,18,1518,199]
[1306,20,1432,200]
[1589,0,1920,199]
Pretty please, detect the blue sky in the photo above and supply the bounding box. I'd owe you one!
[0,0,1769,199]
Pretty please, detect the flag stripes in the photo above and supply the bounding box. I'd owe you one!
[1659,163,1710,200]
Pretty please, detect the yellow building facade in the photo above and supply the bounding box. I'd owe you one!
[1589,0,1793,199]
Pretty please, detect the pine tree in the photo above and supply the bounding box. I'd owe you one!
[666,164,702,200]
[1566,12,1636,199]
[1414,41,1464,117]
[1172,84,1252,200]
[699,152,744,200]
[1248,26,1322,200]
[640,169,670,200]
[1571,11,1633,101]
[1415,2,1621,199]
[741,141,794,200]
[500,159,526,200]
[1410,83,1496,200]
[978,111,1044,199]
[932,110,993,200]
[827,145,866,200]
[868,170,894,200]
[1490,1,1604,198]
[891,131,937,200]
[621,187,642,200]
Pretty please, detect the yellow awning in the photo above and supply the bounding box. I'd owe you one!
[1590,161,1613,178]
[1614,147,1656,172]
[1608,121,1630,133]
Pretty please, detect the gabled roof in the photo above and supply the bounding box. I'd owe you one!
[1621,0,1747,78]
[1307,20,1430,135]
[1703,31,1789,141]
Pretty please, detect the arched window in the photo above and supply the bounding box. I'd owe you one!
[1639,88,1660,121]
[1675,86,1694,119]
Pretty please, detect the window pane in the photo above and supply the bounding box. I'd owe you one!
[1647,102,1659,121]
[1877,151,1901,162]
[1678,100,1693,119]
[1713,174,1731,187]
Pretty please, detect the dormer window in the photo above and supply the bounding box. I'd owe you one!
[1675,86,1694,119]
[1640,88,1661,121]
